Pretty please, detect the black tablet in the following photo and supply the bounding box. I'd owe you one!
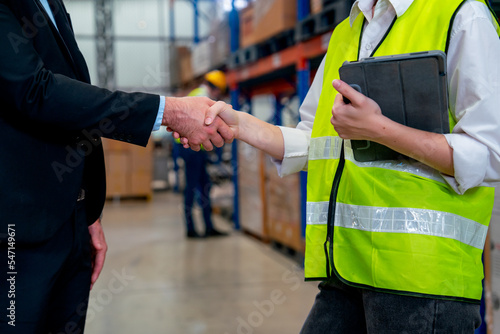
[339,50,449,162]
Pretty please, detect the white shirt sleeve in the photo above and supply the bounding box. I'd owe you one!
[272,56,326,176]
[443,1,500,194]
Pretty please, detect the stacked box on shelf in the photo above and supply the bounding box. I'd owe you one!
[105,150,128,198]
[310,0,323,14]
[239,4,255,49]
[178,46,194,85]
[252,0,297,45]
[265,155,304,253]
[168,46,194,87]
[102,138,153,199]
[237,141,268,239]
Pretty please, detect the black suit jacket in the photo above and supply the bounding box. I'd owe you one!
[0,0,159,244]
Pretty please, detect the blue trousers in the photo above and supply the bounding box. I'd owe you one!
[179,148,213,233]
[300,277,481,334]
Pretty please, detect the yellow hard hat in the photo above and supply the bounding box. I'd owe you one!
[204,70,227,92]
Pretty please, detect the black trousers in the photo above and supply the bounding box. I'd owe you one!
[179,148,214,233]
[300,278,481,334]
[0,200,92,334]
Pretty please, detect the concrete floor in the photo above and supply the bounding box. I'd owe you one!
[85,191,318,334]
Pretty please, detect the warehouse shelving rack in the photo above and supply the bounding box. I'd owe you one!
[226,0,353,249]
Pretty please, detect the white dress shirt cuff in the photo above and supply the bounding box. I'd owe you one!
[442,133,489,194]
[272,126,310,177]
[152,96,165,132]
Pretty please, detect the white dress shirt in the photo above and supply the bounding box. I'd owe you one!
[276,0,500,194]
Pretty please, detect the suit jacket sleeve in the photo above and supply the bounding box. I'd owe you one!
[0,3,158,147]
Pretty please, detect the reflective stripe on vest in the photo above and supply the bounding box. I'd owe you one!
[310,137,445,183]
[304,0,499,301]
[306,202,488,250]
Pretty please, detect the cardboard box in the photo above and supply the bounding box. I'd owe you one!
[310,0,323,14]
[102,138,153,199]
[251,0,297,45]
[178,47,194,84]
[266,157,303,252]
[238,141,268,239]
[239,4,255,48]
[130,170,153,198]
[102,137,129,152]
[105,152,130,197]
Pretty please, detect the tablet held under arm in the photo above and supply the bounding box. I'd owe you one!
[339,50,449,162]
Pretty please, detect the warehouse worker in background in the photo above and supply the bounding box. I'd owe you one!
[0,0,233,333]
[178,70,230,238]
[179,0,500,331]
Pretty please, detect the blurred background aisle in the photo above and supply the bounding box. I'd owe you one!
[60,0,500,332]
[85,192,318,334]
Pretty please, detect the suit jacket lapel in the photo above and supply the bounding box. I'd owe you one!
[33,0,91,83]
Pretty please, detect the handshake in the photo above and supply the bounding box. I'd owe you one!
[162,96,238,151]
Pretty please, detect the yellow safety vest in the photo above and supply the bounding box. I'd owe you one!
[188,86,209,97]
[305,0,500,302]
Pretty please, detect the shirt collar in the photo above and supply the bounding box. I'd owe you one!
[39,0,59,30]
[349,0,413,26]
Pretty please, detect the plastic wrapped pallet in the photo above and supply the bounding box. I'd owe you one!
[211,18,230,67]
[191,40,214,77]
[168,47,181,88]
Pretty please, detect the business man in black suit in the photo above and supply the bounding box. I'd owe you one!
[0,0,233,332]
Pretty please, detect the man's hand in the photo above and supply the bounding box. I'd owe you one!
[88,218,107,290]
[174,101,239,149]
[162,97,234,151]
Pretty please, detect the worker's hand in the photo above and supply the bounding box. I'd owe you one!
[88,218,107,290]
[171,101,239,150]
[205,101,239,137]
[162,97,234,151]
[331,79,387,141]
